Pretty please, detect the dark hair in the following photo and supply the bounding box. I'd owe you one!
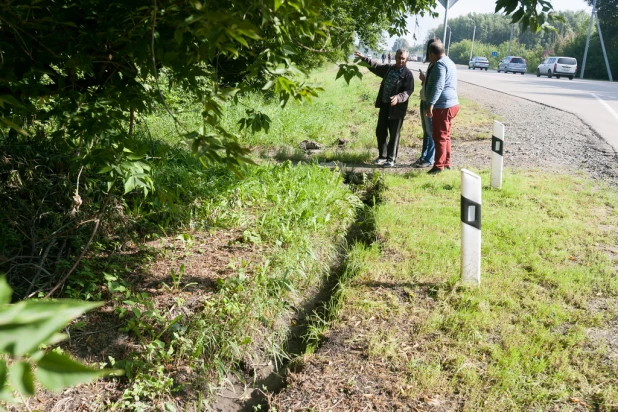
[428,40,445,56]
[425,37,439,62]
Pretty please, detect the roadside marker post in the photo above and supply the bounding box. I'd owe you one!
[491,120,505,189]
[461,169,481,285]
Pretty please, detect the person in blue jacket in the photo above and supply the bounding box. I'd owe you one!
[413,37,440,169]
[424,40,459,174]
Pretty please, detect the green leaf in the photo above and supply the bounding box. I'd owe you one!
[0,359,7,389]
[0,278,11,305]
[35,352,123,392]
[0,118,29,136]
[510,8,525,24]
[0,95,24,109]
[126,154,144,161]
[164,401,178,412]
[10,361,35,396]
[274,0,284,11]
[0,386,18,403]
[0,300,101,357]
[174,28,183,45]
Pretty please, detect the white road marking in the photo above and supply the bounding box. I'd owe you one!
[589,93,618,122]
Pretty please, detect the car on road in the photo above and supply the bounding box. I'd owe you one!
[536,56,577,80]
[408,54,418,62]
[497,56,527,74]
[468,56,489,70]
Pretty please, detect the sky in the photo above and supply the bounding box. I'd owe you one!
[389,0,591,48]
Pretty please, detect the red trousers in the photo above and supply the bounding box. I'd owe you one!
[432,105,460,169]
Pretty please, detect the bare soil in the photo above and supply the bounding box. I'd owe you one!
[13,228,262,412]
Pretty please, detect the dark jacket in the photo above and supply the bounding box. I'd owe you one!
[360,56,415,119]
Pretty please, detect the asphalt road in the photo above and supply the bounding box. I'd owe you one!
[407,61,618,153]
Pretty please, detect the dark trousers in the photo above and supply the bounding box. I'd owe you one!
[376,106,404,162]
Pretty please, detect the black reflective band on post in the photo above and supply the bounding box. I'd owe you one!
[461,195,482,230]
[491,135,504,156]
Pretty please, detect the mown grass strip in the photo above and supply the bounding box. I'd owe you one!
[327,169,618,410]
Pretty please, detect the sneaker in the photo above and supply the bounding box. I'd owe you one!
[413,160,433,168]
[427,167,442,175]
[383,160,396,168]
[411,158,423,166]
[445,165,452,170]
[374,157,387,165]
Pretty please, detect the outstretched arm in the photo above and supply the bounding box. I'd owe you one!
[354,51,389,78]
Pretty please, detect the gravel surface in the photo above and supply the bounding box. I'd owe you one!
[454,81,618,184]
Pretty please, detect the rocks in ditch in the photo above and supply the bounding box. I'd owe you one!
[299,140,323,151]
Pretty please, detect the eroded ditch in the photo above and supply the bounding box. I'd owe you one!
[211,170,385,412]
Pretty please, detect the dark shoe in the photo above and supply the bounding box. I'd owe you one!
[445,166,452,170]
[374,157,387,165]
[427,167,442,175]
[383,160,396,168]
[413,160,433,168]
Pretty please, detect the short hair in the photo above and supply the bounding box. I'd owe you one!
[396,48,409,57]
[428,41,445,56]
[425,37,440,62]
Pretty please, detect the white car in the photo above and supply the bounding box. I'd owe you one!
[497,56,527,74]
[468,56,489,70]
[536,57,577,80]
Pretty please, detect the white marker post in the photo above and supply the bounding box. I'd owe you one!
[461,169,481,285]
[491,120,505,189]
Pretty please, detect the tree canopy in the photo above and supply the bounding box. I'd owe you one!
[0,0,560,185]
[430,10,587,53]
[392,38,411,52]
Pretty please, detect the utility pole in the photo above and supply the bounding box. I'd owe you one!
[447,27,452,56]
[442,0,450,42]
[437,0,460,41]
[507,24,514,56]
[468,21,476,62]
[581,0,613,81]
[581,0,597,79]
[596,7,613,81]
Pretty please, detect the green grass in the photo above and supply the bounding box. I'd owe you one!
[138,64,496,164]
[333,168,618,410]
[40,63,578,410]
[115,161,360,407]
